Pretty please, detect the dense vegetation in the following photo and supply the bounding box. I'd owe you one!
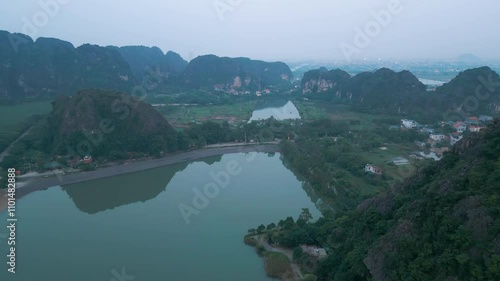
[0,30,294,103]
[0,31,135,101]
[279,118,428,210]
[183,55,293,90]
[0,91,298,174]
[108,45,187,79]
[265,120,500,281]
[301,66,500,123]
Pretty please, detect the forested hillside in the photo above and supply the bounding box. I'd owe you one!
[275,120,500,281]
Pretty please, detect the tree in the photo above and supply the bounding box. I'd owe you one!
[278,219,285,228]
[299,208,313,223]
[267,223,276,230]
[284,216,295,230]
[257,224,266,234]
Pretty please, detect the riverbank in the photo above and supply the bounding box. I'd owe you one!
[245,235,302,281]
[0,144,280,212]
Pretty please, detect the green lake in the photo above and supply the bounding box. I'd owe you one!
[0,152,321,281]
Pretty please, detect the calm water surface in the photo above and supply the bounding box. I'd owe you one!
[0,152,320,281]
[249,101,301,122]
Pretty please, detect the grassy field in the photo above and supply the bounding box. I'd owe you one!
[0,101,52,151]
[0,101,52,132]
[264,252,294,280]
[293,100,328,121]
[359,143,418,182]
[157,101,257,127]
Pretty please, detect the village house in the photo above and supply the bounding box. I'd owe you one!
[365,164,382,175]
[479,115,493,122]
[452,122,467,133]
[468,126,484,133]
[401,119,418,129]
[450,133,463,145]
[300,245,328,260]
[418,151,442,161]
[429,134,447,141]
[83,155,92,164]
[213,84,224,92]
[466,116,480,125]
[420,127,435,134]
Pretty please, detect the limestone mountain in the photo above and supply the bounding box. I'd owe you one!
[301,68,351,94]
[301,67,426,115]
[432,66,500,117]
[107,45,188,80]
[183,55,293,92]
[45,90,179,158]
[0,30,135,100]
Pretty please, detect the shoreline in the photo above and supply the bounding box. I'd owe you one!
[0,144,280,212]
[245,235,302,281]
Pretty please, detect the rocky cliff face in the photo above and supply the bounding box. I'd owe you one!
[301,67,426,114]
[183,55,293,92]
[301,68,351,94]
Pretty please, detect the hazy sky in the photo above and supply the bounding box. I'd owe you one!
[0,0,498,62]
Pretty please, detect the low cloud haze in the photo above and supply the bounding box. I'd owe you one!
[1,0,498,62]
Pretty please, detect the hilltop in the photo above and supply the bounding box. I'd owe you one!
[0,31,135,100]
[45,90,180,158]
[301,66,500,121]
[0,30,294,100]
[183,55,293,92]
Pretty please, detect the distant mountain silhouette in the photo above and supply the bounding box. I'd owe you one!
[456,53,482,64]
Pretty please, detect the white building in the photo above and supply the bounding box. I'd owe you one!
[468,126,483,133]
[479,115,493,122]
[430,134,447,141]
[419,151,442,161]
[365,164,382,175]
[450,134,463,145]
[401,119,418,129]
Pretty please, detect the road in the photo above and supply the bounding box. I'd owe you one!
[0,144,280,212]
[204,141,280,149]
[0,126,35,162]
